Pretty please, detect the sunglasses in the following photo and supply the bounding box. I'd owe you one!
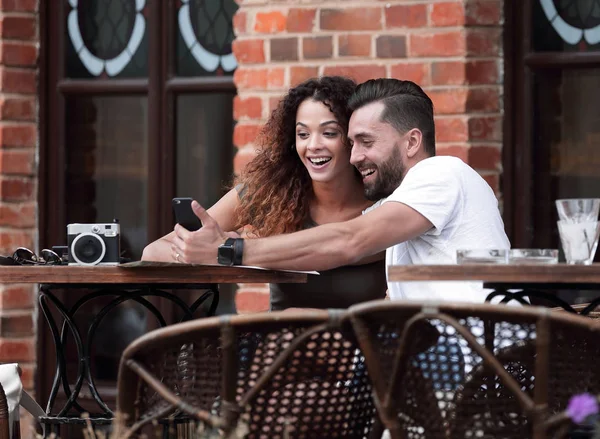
[11,247,63,265]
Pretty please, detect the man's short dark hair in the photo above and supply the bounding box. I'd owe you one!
[348,79,436,156]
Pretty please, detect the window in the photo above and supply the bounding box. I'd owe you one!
[39,0,237,421]
[505,0,600,256]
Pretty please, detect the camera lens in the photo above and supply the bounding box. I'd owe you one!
[71,233,106,265]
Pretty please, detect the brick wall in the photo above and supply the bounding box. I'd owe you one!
[0,0,39,436]
[232,0,504,312]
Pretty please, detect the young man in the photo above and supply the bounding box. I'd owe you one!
[170,79,510,303]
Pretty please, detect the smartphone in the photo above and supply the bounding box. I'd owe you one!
[172,197,202,232]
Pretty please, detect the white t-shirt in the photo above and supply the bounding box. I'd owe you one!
[378,156,510,303]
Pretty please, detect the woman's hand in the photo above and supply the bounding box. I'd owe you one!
[170,200,238,264]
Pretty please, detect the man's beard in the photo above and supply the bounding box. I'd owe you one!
[363,146,405,201]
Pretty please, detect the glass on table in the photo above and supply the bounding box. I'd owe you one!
[555,199,600,223]
[456,249,508,264]
[557,220,600,265]
[508,249,558,264]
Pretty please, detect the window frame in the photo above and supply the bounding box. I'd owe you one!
[38,0,236,410]
[504,0,600,247]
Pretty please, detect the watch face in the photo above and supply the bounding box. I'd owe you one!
[218,245,235,266]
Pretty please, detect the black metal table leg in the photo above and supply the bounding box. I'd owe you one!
[37,283,219,433]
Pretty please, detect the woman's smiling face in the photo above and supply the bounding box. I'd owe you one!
[294,99,352,183]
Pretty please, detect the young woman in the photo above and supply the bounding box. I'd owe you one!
[142,76,387,310]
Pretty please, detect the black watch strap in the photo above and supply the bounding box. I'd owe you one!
[232,238,244,265]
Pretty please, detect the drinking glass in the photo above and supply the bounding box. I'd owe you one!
[508,249,559,264]
[456,249,508,264]
[555,199,600,223]
[557,221,600,265]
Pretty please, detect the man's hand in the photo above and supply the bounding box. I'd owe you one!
[171,200,235,264]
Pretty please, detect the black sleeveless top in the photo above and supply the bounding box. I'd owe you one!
[235,185,387,310]
[269,219,387,310]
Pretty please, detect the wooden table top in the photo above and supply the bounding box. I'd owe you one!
[0,262,310,284]
[388,264,600,284]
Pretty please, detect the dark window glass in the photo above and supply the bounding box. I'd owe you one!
[176,93,235,206]
[65,95,148,260]
[176,0,238,77]
[66,0,149,78]
[531,68,600,261]
[533,0,600,52]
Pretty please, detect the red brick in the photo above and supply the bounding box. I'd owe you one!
[233,10,247,35]
[232,39,265,64]
[0,68,36,94]
[466,28,501,56]
[269,96,282,114]
[339,34,371,57]
[437,144,469,163]
[376,35,406,58]
[323,65,386,84]
[0,16,36,40]
[303,36,332,60]
[254,11,287,34]
[270,37,298,62]
[465,0,502,26]
[0,0,37,12]
[0,177,34,201]
[233,124,262,147]
[0,338,35,362]
[18,363,34,389]
[234,68,267,90]
[267,68,284,89]
[428,88,469,114]
[466,87,500,112]
[430,2,466,27]
[0,124,36,147]
[287,8,316,33]
[235,289,269,314]
[432,61,465,85]
[409,31,465,57]
[0,41,37,67]
[0,202,35,228]
[290,66,318,86]
[468,116,502,141]
[0,312,33,336]
[0,285,34,310]
[0,97,35,121]
[390,62,430,86]
[320,8,382,31]
[385,4,427,28]
[234,96,262,120]
[233,147,258,175]
[435,117,468,142]
[0,149,34,174]
[431,60,499,85]
[467,60,499,84]
[482,173,499,193]
[468,145,501,170]
[0,230,33,252]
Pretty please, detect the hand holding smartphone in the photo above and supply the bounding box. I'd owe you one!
[172,197,202,232]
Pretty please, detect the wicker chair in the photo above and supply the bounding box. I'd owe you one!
[347,300,600,439]
[116,310,379,438]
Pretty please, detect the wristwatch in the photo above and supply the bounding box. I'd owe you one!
[217,238,244,266]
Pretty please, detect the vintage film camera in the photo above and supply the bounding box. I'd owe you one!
[67,222,120,266]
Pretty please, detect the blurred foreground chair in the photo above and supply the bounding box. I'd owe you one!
[348,300,600,439]
[116,310,379,438]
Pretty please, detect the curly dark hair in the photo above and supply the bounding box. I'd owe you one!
[235,76,357,237]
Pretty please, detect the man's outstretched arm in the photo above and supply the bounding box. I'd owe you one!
[172,200,433,271]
